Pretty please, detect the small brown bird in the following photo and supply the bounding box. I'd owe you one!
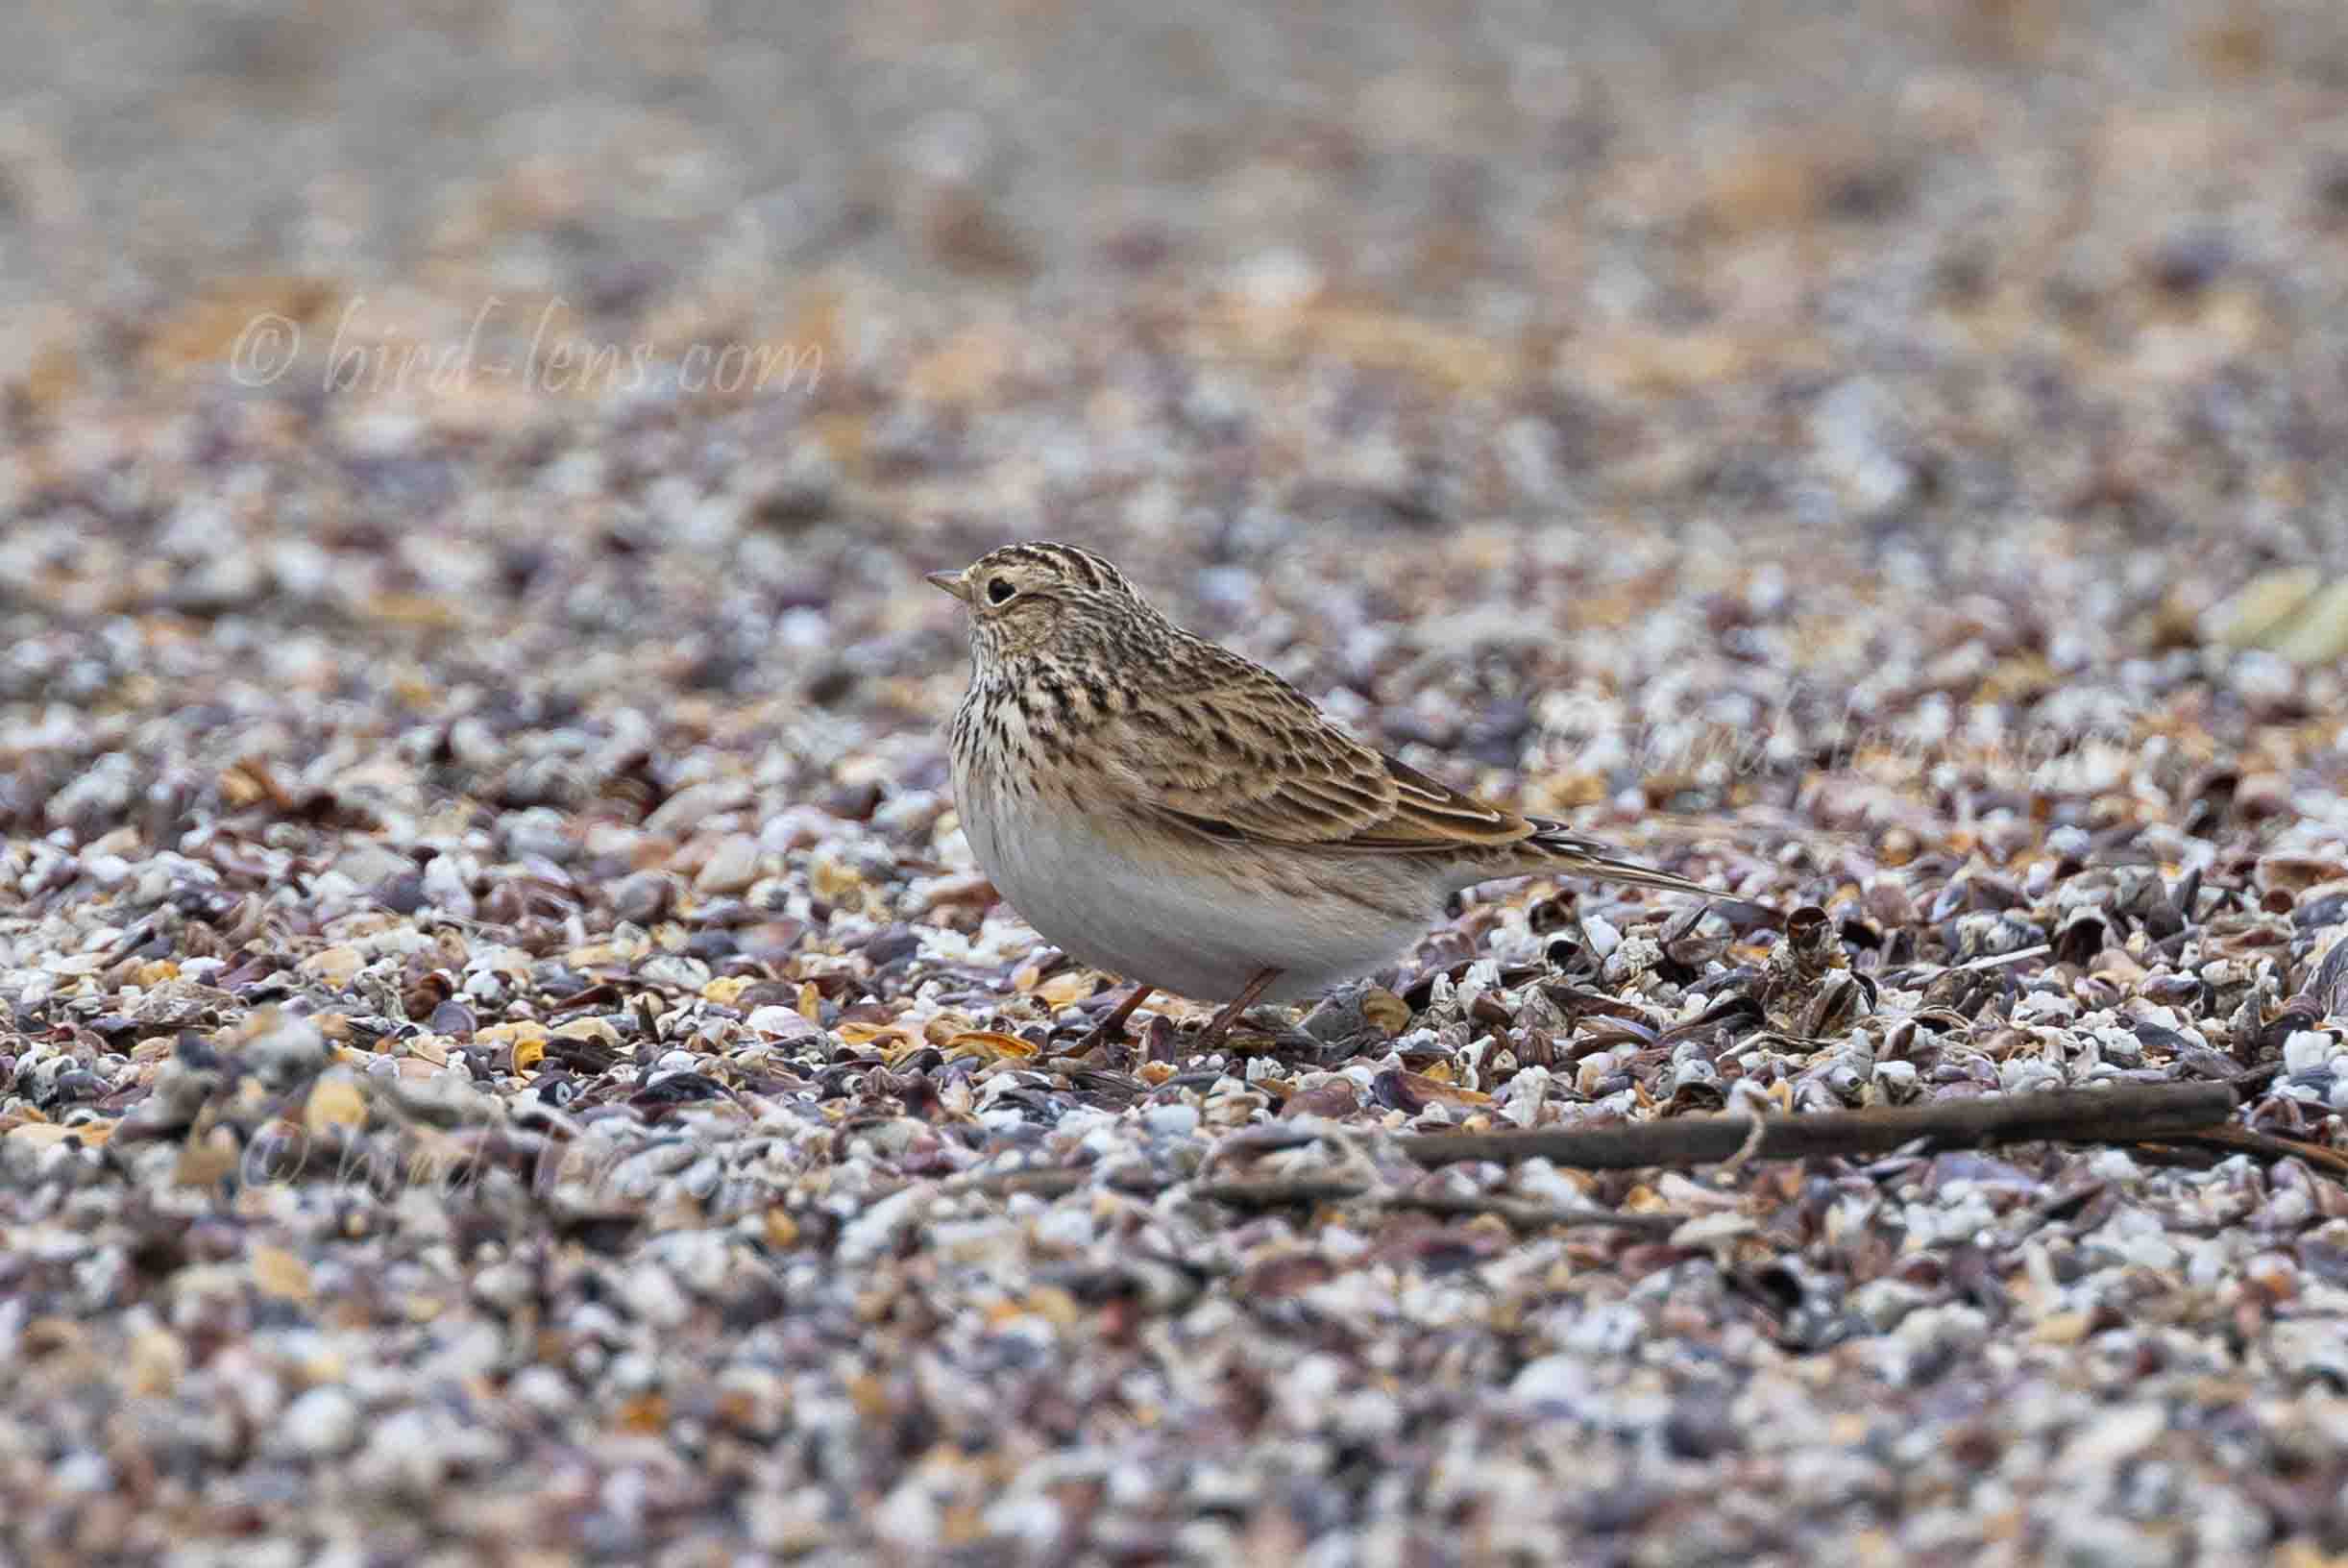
[929,542,1716,1047]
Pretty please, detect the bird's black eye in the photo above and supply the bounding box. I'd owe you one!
[986,577,1015,604]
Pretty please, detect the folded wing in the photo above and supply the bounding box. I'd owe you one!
[1115,645,1535,853]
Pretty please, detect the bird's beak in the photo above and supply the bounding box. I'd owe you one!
[925,569,972,603]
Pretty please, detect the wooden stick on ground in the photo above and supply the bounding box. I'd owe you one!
[1401,1082,2240,1171]
[2145,1124,2348,1179]
[930,1084,2270,1231]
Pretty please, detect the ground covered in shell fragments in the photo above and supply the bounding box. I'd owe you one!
[11,2,2348,1564]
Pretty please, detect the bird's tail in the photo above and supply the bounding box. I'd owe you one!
[1522,820,1718,898]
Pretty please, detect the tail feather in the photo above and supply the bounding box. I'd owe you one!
[1523,820,1718,898]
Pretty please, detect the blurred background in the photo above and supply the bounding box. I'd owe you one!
[4,0,2346,829]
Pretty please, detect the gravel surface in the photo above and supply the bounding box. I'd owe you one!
[7,3,2348,1563]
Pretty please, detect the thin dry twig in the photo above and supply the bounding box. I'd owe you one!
[914,1085,2288,1231]
[2141,1124,2348,1179]
[1402,1083,2241,1171]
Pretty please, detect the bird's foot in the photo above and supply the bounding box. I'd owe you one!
[1070,983,1154,1055]
[1194,968,1283,1052]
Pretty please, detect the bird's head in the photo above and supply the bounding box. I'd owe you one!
[927,541,1152,666]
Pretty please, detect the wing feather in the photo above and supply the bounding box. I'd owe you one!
[1110,640,1536,853]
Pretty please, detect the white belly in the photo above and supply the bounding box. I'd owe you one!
[958,783,1436,1004]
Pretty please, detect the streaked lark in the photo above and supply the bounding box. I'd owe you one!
[929,542,1718,1047]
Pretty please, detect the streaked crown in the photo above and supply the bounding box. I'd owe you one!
[928,541,1154,666]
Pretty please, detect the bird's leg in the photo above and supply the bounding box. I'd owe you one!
[1073,984,1154,1052]
[1196,968,1282,1051]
